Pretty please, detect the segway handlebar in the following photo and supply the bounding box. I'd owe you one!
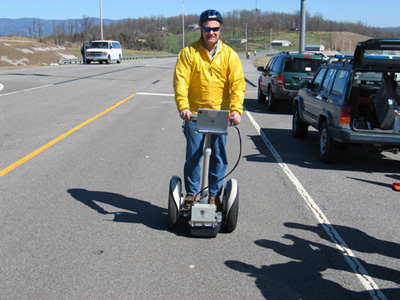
[190,113,235,125]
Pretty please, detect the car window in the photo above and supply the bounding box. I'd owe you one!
[267,57,276,70]
[321,69,337,93]
[112,42,121,49]
[284,58,323,73]
[312,68,328,90]
[273,56,284,72]
[90,42,108,49]
[331,70,350,97]
[355,72,382,87]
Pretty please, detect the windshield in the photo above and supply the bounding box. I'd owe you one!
[284,58,324,73]
[89,42,109,49]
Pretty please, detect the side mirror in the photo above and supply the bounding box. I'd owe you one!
[257,66,266,72]
[300,80,310,89]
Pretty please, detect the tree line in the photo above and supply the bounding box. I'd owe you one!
[31,9,399,52]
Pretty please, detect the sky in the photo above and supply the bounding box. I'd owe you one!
[2,0,400,28]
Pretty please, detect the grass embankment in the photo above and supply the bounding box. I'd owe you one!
[1,31,371,67]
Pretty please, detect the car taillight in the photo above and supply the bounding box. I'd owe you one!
[277,74,284,85]
[340,107,351,127]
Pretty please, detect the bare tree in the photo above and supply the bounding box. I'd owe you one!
[29,19,37,38]
[81,15,95,37]
[37,19,43,38]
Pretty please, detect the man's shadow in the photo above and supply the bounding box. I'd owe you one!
[67,188,167,231]
[226,234,372,299]
[225,223,400,299]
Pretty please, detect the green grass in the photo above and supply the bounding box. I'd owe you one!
[68,30,342,57]
[159,30,337,53]
[67,47,171,57]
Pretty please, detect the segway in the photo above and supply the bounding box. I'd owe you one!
[168,109,240,237]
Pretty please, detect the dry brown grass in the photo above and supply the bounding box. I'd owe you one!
[0,38,78,67]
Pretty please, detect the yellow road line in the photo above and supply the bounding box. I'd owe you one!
[0,93,136,178]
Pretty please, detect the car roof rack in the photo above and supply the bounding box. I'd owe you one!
[327,54,354,66]
[278,51,326,58]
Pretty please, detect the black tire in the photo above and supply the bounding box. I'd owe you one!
[267,88,278,112]
[107,56,111,64]
[167,189,178,229]
[319,121,340,163]
[86,60,91,64]
[117,55,121,64]
[292,103,308,138]
[258,84,266,103]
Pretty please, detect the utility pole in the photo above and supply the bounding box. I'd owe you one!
[299,0,306,53]
[270,28,272,52]
[182,1,185,49]
[245,23,248,53]
[100,0,103,39]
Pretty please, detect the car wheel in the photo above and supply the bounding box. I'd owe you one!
[258,84,266,103]
[107,55,111,64]
[117,55,121,64]
[292,103,308,138]
[319,121,339,163]
[267,88,278,112]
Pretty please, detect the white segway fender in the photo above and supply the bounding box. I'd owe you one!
[168,176,182,229]
[223,178,239,233]
[170,176,182,210]
[224,178,238,219]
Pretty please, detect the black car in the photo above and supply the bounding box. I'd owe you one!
[257,51,326,112]
[293,39,400,162]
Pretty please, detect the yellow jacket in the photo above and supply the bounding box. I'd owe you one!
[173,39,245,115]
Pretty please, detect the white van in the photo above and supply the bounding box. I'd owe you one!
[85,40,122,64]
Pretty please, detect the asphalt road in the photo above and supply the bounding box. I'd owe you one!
[0,53,399,300]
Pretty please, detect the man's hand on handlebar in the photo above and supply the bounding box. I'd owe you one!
[179,109,192,121]
[230,112,241,126]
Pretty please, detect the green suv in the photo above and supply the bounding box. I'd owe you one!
[293,39,400,162]
[257,52,326,112]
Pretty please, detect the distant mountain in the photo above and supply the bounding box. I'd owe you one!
[0,18,123,37]
[2,17,399,37]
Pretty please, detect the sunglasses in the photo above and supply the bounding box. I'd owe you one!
[202,26,221,33]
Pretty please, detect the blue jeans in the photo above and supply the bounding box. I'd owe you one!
[183,120,228,197]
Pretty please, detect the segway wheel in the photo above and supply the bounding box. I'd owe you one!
[168,176,182,229]
[223,179,239,233]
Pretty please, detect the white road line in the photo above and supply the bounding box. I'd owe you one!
[0,83,4,91]
[0,84,53,97]
[136,92,174,97]
[244,108,387,300]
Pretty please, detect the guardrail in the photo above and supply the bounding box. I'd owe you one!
[58,54,178,65]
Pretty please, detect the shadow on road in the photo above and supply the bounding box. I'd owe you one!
[225,222,400,299]
[67,188,167,231]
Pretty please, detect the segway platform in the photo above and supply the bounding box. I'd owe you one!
[189,203,222,237]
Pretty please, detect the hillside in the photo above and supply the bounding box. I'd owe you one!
[332,32,373,52]
[0,38,78,67]
[0,31,373,68]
